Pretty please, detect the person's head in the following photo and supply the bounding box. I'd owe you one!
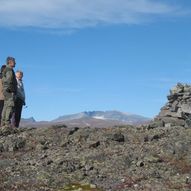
[6,57,16,68]
[16,70,23,80]
[1,65,6,74]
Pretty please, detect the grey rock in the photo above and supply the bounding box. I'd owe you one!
[159,110,183,118]
[136,161,144,167]
[144,156,163,163]
[170,83,184,95]
[167,94,178,102]
[109,133,125,142]
[161,117,185,127]
[89,141,100,148]
[0,143,4,152]
[151,133,165,141]
[68,127,80,136]
[85,164,94,171]
[184,85,191,93]
[148,120,164,129]
[180,103,191,114]
[185,119,191,128]
[170,101,179,112]
[155,83,191,127]
[14,137,26,150]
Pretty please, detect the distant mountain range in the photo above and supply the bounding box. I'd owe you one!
[21,111,151,128]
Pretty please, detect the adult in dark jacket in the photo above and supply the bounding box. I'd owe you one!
[0,65,6,124]
[1,57,17,127]
[14,70,26,128]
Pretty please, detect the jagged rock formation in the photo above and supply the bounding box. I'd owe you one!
[151,83,191,128]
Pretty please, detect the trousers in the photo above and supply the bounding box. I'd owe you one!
[14,97,24,128]
[0,100,4,124]
[1,92,15,126]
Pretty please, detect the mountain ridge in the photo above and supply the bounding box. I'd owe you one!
[21,110,151,127]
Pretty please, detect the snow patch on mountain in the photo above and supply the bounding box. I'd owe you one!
[93,116,107,120]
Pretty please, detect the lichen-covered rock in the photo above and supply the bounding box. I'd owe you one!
[107,132,125,142]
[154,83,191,128]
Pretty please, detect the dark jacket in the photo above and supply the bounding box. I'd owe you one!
[16,78,25,103]
[2,66,17,95]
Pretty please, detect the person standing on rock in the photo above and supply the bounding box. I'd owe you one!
[0,65,6,124]
[1,57,17,128]
[13,70,26,128]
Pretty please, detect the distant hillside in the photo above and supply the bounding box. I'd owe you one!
[53,110,151,125]
[21,111,151,128]
[20,117,36,125]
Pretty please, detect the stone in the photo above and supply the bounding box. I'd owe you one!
[159,110,183,118]
[144,156,162,163]
[15,137,26,150]
[167,94,178,102]
[136,161,144,167]
[180,103,191,114]
[47,160,53,165]
[144,135,149,142]
[184,85,191,93]
[85,164,94,171]
[68,127,80,136]
[109,133,125,142]
[90,184,97,189]
[170,83,184,95]
[0,143,4,152]
[185,119,191,128]
[6,137,26,152]
[161,117,185,127]
[89,141,100,148]
[151,134,164,141]
[148,120,164,129]
[170,101,179,112]
[165,123,172,128]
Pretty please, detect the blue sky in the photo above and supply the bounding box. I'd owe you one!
[0,0,191,121]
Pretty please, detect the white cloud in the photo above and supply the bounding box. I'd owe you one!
[0,0,183,29]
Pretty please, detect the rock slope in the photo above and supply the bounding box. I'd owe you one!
[0,124,191,191]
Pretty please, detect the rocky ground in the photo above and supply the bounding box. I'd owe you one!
[0,124,191,191]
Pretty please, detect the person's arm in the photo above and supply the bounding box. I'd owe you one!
[22,87,26,105]
[3,70,14,92]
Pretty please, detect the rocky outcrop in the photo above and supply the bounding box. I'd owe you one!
[150,83,191,128]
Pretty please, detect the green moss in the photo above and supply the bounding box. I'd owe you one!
[58,183,102,191]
